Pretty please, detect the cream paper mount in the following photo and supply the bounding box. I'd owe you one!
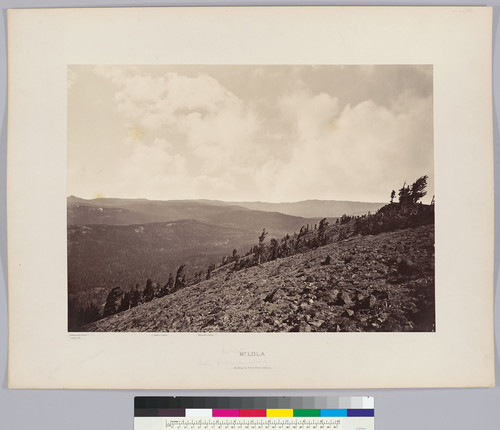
[7,6,494,389]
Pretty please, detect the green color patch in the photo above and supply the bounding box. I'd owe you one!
[293,409,321,417]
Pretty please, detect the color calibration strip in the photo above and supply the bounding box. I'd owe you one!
[136,408,373,417]
[135,397,374,417]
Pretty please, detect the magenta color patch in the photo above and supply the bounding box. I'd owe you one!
[212,409,239,417]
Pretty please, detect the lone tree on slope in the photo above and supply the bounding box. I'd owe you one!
[410,175,428,204]
[257,228,268,265]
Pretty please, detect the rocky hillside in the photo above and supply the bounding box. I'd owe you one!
[85,224,434,332]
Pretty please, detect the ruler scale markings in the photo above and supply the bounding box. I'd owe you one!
[165,418,342,429]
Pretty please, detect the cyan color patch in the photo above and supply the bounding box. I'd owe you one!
[320,409,348,417]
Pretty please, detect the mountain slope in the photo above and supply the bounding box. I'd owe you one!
[85,224,435,333]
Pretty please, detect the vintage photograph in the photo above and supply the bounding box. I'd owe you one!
[67,65,434,333]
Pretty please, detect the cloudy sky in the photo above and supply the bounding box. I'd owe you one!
[67,65,433,203]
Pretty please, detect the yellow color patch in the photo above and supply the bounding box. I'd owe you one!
[266,409,293,417]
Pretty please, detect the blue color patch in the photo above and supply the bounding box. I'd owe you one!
[347,409,375,417]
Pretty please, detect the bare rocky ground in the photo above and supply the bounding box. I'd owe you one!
[85,224,434,332]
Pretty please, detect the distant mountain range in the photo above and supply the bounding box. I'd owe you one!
[67,196,323,237]
[222,199,385,218]
[67,196,385,225]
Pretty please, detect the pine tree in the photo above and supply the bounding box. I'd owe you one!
[318,218,330,245]
[398,182,411,205]
[206,263,216,280]
[166,273,174,293]
[129,284,142,308]
[269,238,279,260]
[410,175,428,204]
[280,234,291,258]
[103,287,124,317]
[174,265,186,291]
[143,278,155,303]
[257,228,268,265]
[118,291,131,311]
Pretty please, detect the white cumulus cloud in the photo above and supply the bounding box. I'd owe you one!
[69,65,434,202]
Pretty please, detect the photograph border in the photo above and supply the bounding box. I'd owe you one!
[65,63,436,335]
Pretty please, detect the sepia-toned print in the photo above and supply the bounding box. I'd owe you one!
[67,65,434,333]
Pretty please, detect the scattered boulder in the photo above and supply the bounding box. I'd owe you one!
[339,291,353,307]
[342,309,355,317]
[355,294,377,309]
[372,290,389,300]
[263,288,279,303]
[299,321,312,332]
[321,255,332,266]
[344,255,353,264]
[397,257,416,275]
[310,319,325,328]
